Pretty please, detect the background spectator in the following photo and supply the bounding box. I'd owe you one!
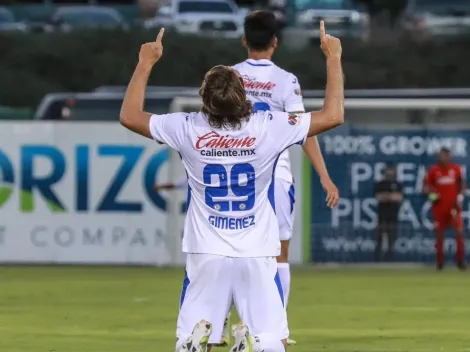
[374,165,403,262]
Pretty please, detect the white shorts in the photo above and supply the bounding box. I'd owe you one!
[275,179,295,241]
[177,254,288,344]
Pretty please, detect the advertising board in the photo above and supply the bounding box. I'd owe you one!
[309,125,470,262]
[0,122,186,264]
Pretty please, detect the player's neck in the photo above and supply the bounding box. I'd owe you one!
[247,51,272,61]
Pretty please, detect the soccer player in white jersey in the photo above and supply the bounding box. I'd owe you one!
[120,23,344,352]
[230,10,340,346]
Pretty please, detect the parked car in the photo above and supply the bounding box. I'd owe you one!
[0,7,28,32]
[50,6,129,32]
[401,0,470,41]
[34,92,182,121]
[144,0,244,39]
[295,0,370,42]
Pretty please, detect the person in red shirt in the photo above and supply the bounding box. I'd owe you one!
[424,147,466,270]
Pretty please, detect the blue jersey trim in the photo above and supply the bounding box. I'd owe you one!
[246,61,272,67]
[274,271,284,306]
[268,155,281,213]
[180,270,190,307]
[177,151,190,213]
[288,183,295,214]
[185,184,191,212]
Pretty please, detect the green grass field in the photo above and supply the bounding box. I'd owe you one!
[0,266,469,352]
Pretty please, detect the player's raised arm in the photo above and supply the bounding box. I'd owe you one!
[120,28,165,139]
[308,21,344,137]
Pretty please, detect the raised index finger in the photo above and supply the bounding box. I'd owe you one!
[319,20,326,40]
[156,28,165,44]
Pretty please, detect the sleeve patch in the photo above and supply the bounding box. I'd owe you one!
[288,113,300,125]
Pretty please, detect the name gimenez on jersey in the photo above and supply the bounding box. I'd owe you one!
[208,214,256,230]
[195,131,256,157]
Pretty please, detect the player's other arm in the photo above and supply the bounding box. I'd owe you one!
[284,74,339,208]
[303,135,339,208]
[307,22,344,137]
[302,137,328,180]
[120,28,165,139]
[287,99,333,177]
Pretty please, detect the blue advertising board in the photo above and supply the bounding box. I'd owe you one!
[310,125,470,263]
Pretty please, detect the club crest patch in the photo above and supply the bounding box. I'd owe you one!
[288,114,299,125]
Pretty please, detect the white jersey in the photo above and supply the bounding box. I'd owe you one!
[232,59,305,183]
[149,111,310,257]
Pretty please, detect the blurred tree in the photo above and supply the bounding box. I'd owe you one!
[1,29,470,109]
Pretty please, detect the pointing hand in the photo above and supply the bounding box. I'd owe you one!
[139,28,165,67]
